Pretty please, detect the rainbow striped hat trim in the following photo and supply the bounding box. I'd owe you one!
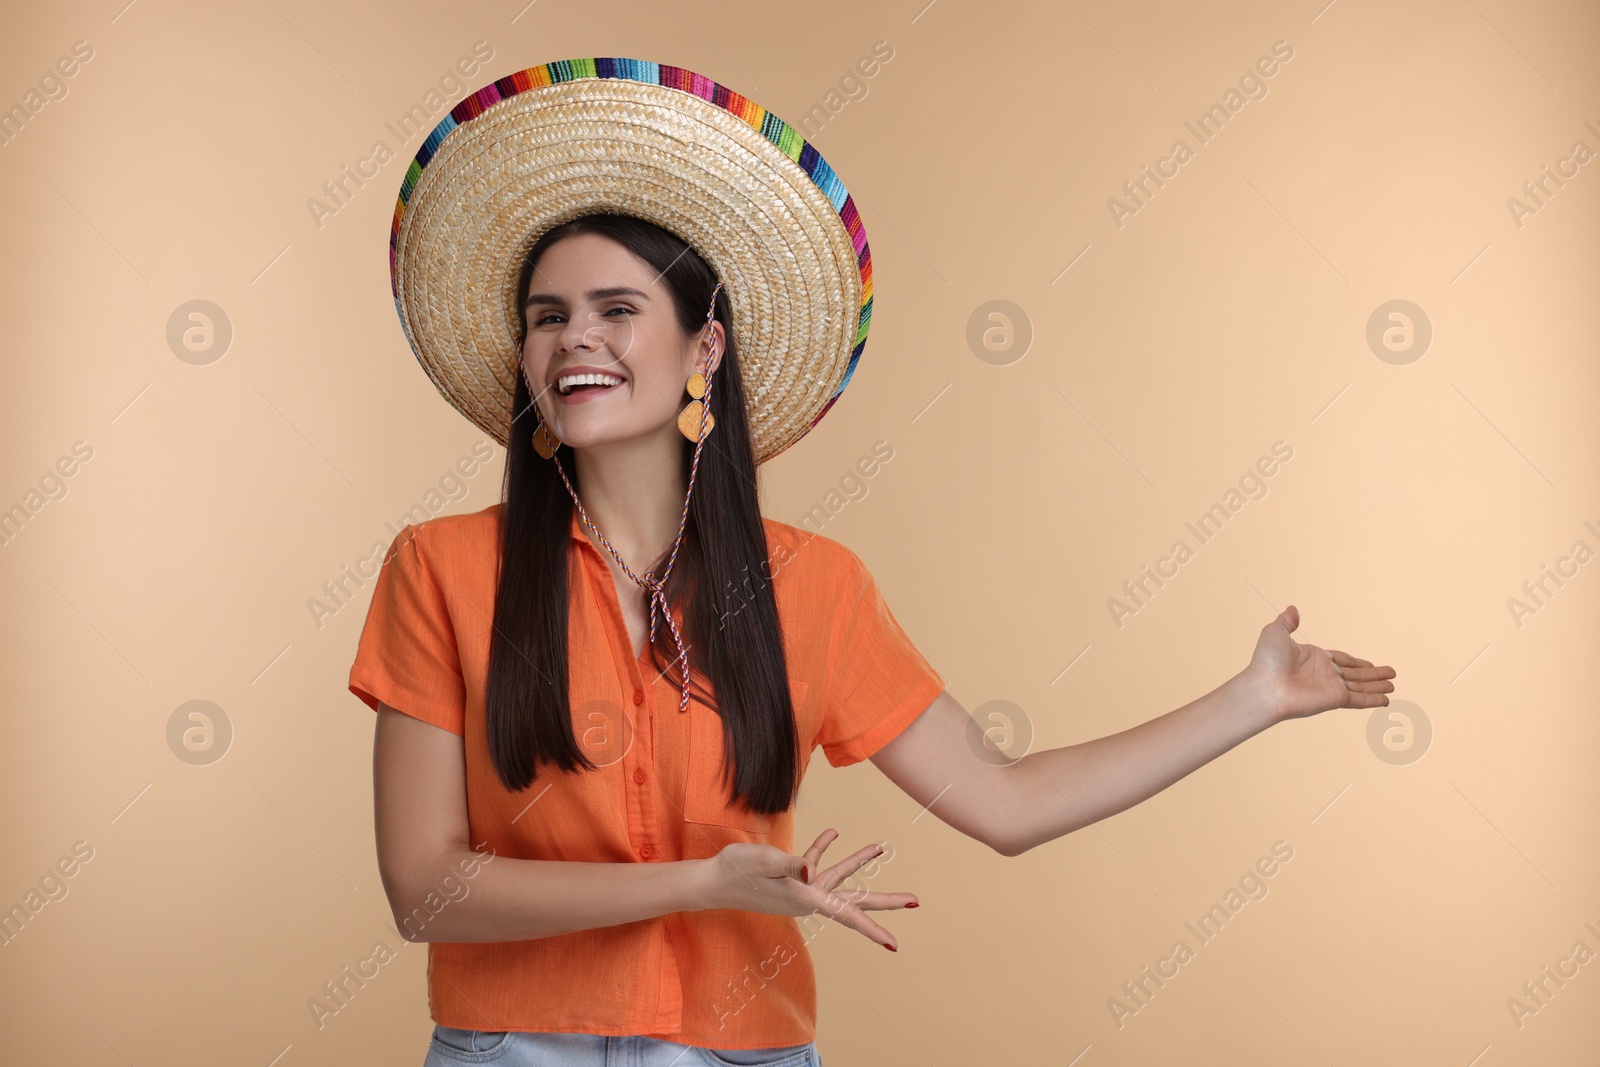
[387,57,874,464]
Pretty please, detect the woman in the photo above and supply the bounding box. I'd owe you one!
[348,60,1395,1066]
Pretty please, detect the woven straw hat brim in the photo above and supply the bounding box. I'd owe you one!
[390,61,873,465]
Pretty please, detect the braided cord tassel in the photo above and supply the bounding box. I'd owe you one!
[546,282,723,714]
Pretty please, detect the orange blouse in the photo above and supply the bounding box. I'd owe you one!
[347,502,946,1048]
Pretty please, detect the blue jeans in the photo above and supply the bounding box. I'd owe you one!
[422,1025,824,1066]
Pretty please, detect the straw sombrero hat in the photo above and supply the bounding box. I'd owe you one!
[388,58,873,465]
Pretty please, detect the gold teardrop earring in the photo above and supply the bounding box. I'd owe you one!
[524,363,563,460]
[532,418,561,459]
[679,283,722,443]
[677,367,714,442]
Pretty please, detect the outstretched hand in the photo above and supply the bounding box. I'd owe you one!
[701,829,915,951]
[1247,605,1397,722]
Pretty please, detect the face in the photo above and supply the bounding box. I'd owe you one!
[520,232,723,452]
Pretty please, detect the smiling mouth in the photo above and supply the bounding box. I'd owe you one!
[554,372,627,396]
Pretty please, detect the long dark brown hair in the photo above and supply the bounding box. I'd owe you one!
[485,213,800,816]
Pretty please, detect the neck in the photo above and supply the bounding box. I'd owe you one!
[569,424,690,573]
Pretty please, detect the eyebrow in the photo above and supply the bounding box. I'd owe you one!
[524,286,651,309]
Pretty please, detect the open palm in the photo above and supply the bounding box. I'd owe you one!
[1248,605,1396,722]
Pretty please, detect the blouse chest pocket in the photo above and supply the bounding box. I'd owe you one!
[683,678,809,834]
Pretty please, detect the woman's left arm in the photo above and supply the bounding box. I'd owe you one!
[868,605,1396,857]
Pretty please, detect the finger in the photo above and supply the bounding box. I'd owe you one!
[807,828,840,853]
[1338,666,1397,684]
[813,891,900,951]
[824,888,919,911]
[1272,604,1299,632]
[1329,652,1398,679]
[815,842,885,892]
[799,828,840,883]
[798,829,838,883]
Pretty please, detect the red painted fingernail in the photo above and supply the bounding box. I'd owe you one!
[800,865,809,882]
[905,902,919,908]
[884,943,897,952]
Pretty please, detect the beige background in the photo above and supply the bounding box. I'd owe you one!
[2,0,1597,1063]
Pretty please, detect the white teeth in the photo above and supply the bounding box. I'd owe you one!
[556,372,625,395]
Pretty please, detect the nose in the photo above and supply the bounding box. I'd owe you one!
[560,308,608,353]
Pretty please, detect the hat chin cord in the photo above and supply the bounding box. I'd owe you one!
[526,281,723,715]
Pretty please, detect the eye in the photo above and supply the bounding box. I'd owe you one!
[531,305,634,327]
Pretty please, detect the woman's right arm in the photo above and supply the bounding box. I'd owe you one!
[374,703,711,943]
[375,702,917,947]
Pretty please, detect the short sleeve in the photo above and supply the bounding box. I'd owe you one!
[347,523,467,736]
[816,547,946,768]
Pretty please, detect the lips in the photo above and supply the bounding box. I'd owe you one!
[550,367,628,395]
[561,382,616,399]
[554,377,624,404]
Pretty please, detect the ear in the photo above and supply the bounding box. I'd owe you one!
[695,320,726,378]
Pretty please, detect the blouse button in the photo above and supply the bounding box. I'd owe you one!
[632,690,644,706]
[633,768,647,784]
[640,843,655,859]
